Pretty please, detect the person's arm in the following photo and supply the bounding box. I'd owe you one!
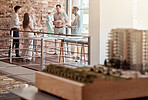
[58,13,68,28]
[53,14,57,25]
[63,13,68,26]
[72,16,81,29]
[71,16,82,35]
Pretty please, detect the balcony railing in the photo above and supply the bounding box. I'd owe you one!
[0,29,90,71]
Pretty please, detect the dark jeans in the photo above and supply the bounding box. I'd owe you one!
[9,28,20,57]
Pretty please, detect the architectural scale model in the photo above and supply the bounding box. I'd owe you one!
[107,28,148,72]
[36,64,148,100]
[43,64,126,84]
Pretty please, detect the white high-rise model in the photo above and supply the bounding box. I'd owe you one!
[108,28,148,72]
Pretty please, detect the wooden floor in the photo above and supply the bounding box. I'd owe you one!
[1,54,87,71]
[2,57,41,71]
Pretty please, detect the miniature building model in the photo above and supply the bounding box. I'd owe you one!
[108,28,148,72]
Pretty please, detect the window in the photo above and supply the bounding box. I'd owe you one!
[71,0,89,34]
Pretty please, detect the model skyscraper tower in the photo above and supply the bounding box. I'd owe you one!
[107,28,148,72]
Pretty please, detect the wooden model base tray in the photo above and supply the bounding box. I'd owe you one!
[36,72,148,100]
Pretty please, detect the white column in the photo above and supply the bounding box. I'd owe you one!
[89,0,100,65]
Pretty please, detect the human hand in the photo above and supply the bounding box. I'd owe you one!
[68,25,72,28]
[53,21,57,25]
[19,21,22,26]
[61,26,64,28]
[57,22,62,25]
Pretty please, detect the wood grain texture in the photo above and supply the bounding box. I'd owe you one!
[36,72,85,100]
[36,71,148,100]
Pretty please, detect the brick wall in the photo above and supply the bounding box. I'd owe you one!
[0,0,65,55]
[0,0,65,28]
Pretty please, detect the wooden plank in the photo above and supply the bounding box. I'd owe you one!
[36,71,148,100]
[36,72,85,100]
[83,78,148,100]
[59,40,64,63]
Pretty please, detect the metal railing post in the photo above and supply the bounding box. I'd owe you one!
[33,32,36,62]
[41,38,45,71]
[88,36,91,65]
[10,30,13,63]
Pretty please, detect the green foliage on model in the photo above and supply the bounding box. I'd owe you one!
[43,64,126,84]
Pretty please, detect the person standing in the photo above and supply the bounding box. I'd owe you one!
[53,4,68,34]
[53,4,68,54]
[46,12,54,36]
[68,6,82,35]
[21,13,34,61]
[46,12,53,32]
[68,6,82,61]
[9,6,22,57]
[27,7,36,28]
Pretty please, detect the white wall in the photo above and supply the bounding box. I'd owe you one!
[100,0,133,64]
[89,0,100,65]
[137,0,148,30]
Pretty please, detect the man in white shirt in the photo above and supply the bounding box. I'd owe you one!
[9,6,21,57]
[53,4,68,55]
[53,4,68,34]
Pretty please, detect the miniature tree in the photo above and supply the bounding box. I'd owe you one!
[104,59,107,66]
